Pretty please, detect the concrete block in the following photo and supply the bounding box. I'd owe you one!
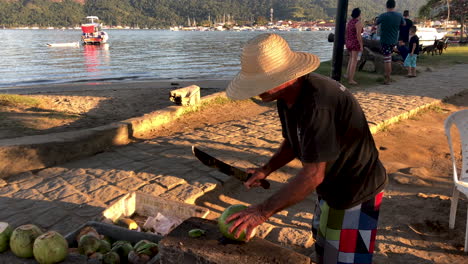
[159,217,311,264]
[0,122,130,179]
[170,85,201,106]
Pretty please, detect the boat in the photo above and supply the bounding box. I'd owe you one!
[415,27,446,46]
[47,42,80,47]
[81,16,109,45]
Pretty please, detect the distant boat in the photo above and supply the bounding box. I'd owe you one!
[47,42,80,47]
[81,16,109,45]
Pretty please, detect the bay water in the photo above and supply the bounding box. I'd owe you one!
[0,30,333,89]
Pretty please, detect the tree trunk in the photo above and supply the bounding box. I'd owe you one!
[460,14,465,42]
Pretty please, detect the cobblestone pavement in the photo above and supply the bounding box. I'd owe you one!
[0,65,466,252]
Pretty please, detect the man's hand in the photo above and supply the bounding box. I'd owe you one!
[226,205,269,241]
[244,167,269,189]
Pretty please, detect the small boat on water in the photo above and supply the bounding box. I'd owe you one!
[81,16,109,45]
[47,42,80,47]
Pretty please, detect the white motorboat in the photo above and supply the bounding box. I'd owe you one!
[81,16,109,45]
[416,27,446,46]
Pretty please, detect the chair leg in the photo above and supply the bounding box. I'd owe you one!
[465,207,468,252]
[449,187,459,229]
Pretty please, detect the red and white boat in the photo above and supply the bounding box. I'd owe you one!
[81,16,109,45]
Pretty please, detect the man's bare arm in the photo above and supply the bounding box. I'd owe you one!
[261,139,296,175]
[259,161,326,218]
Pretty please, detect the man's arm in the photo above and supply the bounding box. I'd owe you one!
[259,161,326,217]
[228,161,326,240]
[244,139,296,188]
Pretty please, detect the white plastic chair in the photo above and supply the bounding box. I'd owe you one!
[444,109,468,252]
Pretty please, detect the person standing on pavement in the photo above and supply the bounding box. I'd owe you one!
[404,26,420,77]
[376,0,406,84]
[224,33,387,264]
[345,8,364,85]
[397,10,414,61]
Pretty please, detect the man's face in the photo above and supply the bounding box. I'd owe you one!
[258,79,297,102]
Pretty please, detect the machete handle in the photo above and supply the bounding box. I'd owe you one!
[247,173,270,189]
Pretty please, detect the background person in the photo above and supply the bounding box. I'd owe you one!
[376,0,405,84]
[224,33,387,264]
[397,10,414,60]
[345,8,364,85]
[404,26,419,77]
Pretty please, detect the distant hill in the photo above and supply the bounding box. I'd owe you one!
[0,0,428,27]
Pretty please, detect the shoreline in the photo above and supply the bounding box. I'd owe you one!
[0,79,232,95]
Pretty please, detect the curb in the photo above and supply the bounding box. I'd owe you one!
[368,99,443,134]
[0,91,227,179]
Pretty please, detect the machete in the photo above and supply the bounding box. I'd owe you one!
[192,146,270,189]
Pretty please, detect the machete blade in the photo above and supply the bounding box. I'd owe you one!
[192,146,270,189]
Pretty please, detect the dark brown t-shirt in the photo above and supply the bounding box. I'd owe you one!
[277,73,387,209]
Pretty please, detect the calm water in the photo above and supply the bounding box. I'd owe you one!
[0,30,333,89]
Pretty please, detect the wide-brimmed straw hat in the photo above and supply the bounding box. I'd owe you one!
[226,33,320,100]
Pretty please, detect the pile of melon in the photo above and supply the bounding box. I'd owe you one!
[0,222,68,264]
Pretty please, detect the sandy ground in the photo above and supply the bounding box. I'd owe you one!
[0,80,228,139]
[1,80,468,262]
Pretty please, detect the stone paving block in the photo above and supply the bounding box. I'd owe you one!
[62,173,95,187]
[74,204,105,218]
[35,167,68,179]
[146,158,192,171]
[88,185,126,204]
[100,169,135,184]
[114,161,150,172]
[49,214,91,235]
[35,206,73,229]
[44,185,78,200]
[154,175,186,190]
[60,168,88,181]
[138,183,167,196]
[64,159,108,169]
[0,184,18,196]
[33,177,69,193]
[256,222,275,239]
[15,176,43,189]
[12,188,46,200]
[5,213,36,227]
[115,177,147,191]
[102,156,136,168]
[267,227,314,248]
[134,171,161,182]
[74,178,109,194]
[58,193,90,209]
[191,176,218,193]
[5,171,34,184]
[160,184,205,204]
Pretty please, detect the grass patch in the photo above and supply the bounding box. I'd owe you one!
[0,94,42,108]
[316,46,468,88]
[315,60,383,88]
[179,96,238,116]
[418,46,468,67]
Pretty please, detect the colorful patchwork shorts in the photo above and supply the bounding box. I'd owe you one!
[380,44,395,62]
[404,54,417,68]
[312,192,384,264]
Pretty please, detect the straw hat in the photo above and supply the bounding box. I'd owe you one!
[226,33,320,100]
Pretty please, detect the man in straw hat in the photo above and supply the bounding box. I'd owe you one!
[225,33,387,264]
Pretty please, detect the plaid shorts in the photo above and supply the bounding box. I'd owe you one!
[312,192,383,264]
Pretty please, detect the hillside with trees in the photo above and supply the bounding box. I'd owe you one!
[0,0,428,28]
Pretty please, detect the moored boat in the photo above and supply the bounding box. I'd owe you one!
[81,16,109,45]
